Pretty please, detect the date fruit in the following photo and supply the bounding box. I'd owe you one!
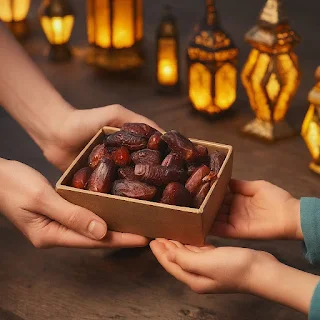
[161,130,198,161]
[111,146,131,167]
[185,165,210,195]
[104,131,147,151]
[131,149,161,165]
[202,171,218,184]
[210,150,226,174]
[118,167,136,181]
[72,167,92,189]
[160,182,191,207]
[161,152,184,168]
[87,159,116,193]
[88,144,110,168]
[147,131,166,152]
[121,123,156,138]
[193,182,211,208]
[135,164,186,186]
[112,180,157,200]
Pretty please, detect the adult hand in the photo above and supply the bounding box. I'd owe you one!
[44,104,162,171]
[211,180,302,240]
[0,159,148,248]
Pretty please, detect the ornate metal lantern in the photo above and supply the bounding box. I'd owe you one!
[241,0,301,141]
[187,0,238,115]
[301,67,320,175]
[86,0,144,71]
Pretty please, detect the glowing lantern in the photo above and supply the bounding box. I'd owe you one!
[301,67,320,175]
[0,0,31,39]
[187,0,238,115]
[241,0,301,141]
[86,0,144,71]
[156,5,180,93]
[39,0,75,62]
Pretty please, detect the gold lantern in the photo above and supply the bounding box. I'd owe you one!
[241,0,301,142]
[86,0,144,71]
[39,0,75,62]
[301,67,320,175]
[0,0,31,39]
[156,5,180,93]
[187,0,238,115]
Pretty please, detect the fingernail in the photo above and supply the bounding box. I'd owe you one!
[88,220,107,240]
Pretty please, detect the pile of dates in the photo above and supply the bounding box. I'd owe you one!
[71,123,226,208]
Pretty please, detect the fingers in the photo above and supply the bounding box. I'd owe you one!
[38,186,108,241]
[229,179,262,196]
[32,220,149,248]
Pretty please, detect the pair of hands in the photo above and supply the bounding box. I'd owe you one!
[151,179,302,295]
[0,104,159,249]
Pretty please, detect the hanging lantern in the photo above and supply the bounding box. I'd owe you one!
[241,0,301,142]
[156,5,180,93]
[86,0,144,71]
[0,0,31,39]
[187,0,238,115]
[39,0,75,62]
[301,67,320,175]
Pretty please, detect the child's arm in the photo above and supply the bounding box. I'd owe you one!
[150,239,320,317]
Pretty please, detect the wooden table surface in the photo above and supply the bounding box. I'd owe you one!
[1,1,320,319]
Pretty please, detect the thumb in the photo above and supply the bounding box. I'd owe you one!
[39,185,108,240]
[229,179,262,196]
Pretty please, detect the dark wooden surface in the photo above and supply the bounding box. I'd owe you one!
[1,0,320,319]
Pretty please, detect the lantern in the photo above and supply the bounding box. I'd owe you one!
[86,0,144,71]
[241,0,301,142]
[187,0,238,115]
[0,0,31,39]
[39,0,75,62]
[156,5,180,93]
[301,67,320,175]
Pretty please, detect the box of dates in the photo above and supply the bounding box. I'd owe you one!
[56,124,233,246]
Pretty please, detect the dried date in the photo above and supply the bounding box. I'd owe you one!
[161,130,197,161]
[147,131,167,152]
[134,164,186,186]
[210,150,226,174]
[160,182,191,207]
[131,149,161,165]
[121,123,156,138]
[185,165,210,195]
[112,180,157,200]
[111,146,131,167]
[202,171,218,184]
[87,159,116,193]
[193,182,211,208]
[161,152,184,168]
[118,167,136,180]
[104,131,147,151]
[72,167,92,189]
[88,144,110,169]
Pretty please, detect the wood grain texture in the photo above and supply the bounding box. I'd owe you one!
[0,0,320,319]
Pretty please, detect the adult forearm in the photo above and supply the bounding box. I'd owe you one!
[249,257,319,314]
[0,23,73,151]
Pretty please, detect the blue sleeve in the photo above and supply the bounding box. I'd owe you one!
[309,282,320,320]
[301,197,320,265]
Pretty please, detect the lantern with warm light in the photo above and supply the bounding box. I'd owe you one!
[156,5,180,93]
[241,0,301,142]
[301,67,320,175]
[187,0,238,115]
[0,0,31,39]
[39,0,74,62]
[86,0,144,71]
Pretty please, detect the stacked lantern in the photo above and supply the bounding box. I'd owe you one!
[187,0,238,115]
[86,0,144,71]
[301,67,320,175]
[241,0,301,142]
[0,0,31,39]
[156,5,180,93]
[39,0,75,62]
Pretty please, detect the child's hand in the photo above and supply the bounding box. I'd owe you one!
[150,238,276,294]
[211,180,302,240]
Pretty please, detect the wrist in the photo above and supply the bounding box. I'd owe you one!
[285,197,303,240]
